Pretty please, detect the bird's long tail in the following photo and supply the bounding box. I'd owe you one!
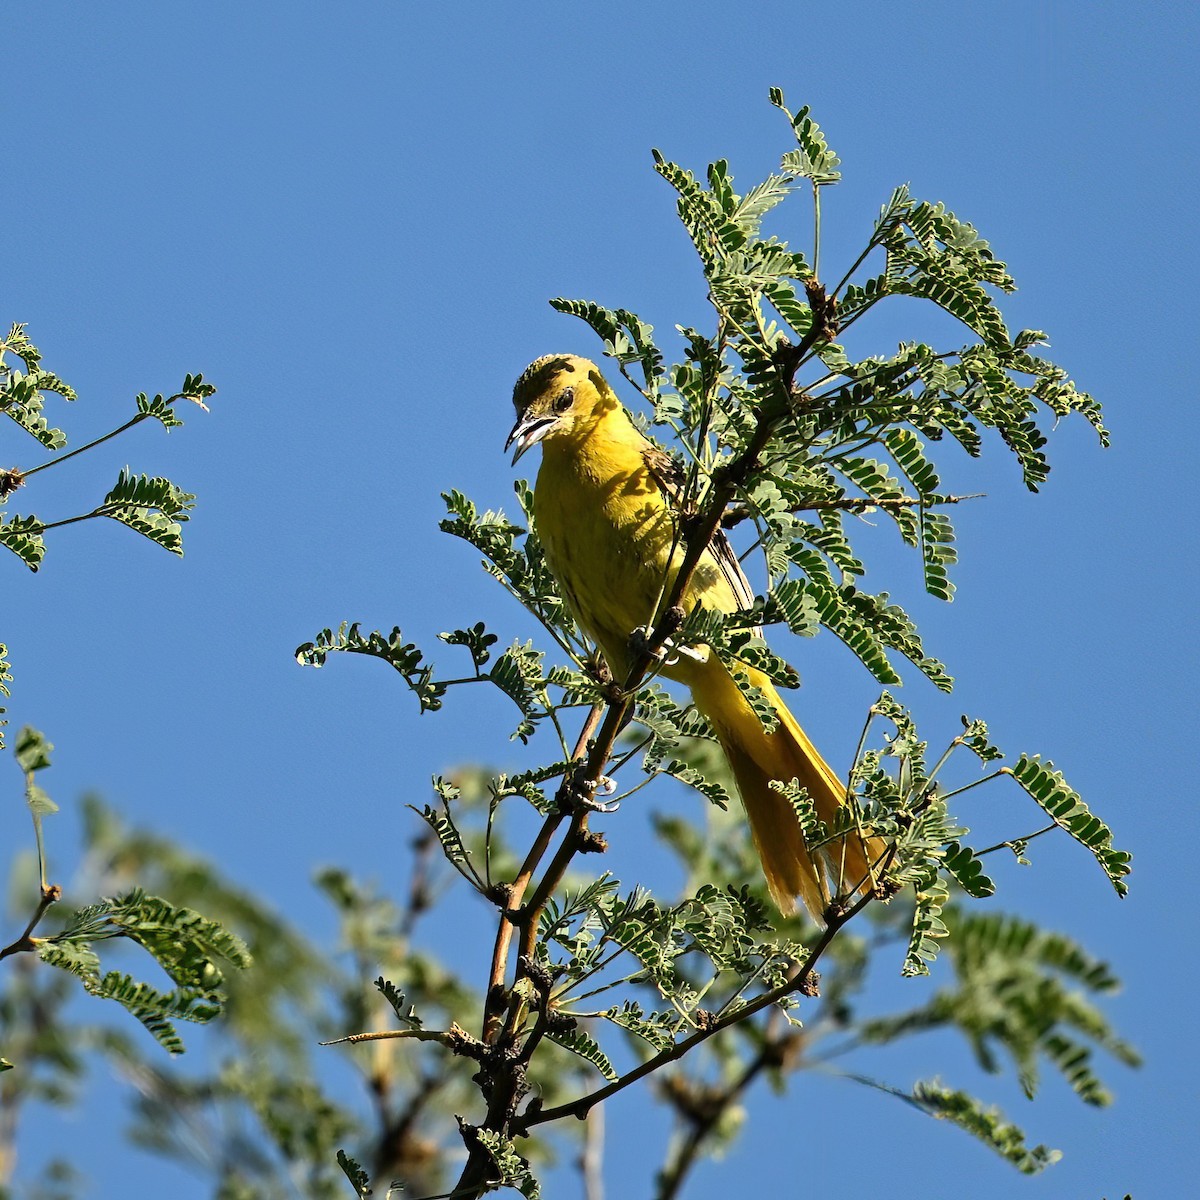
[689,661,884,919]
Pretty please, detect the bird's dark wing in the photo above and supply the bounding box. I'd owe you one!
[641,444,756,614]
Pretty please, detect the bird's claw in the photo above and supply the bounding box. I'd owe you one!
[628,625,663,661]
[579,775,621,813]
[583,795,622,814]
[628,625,705,667]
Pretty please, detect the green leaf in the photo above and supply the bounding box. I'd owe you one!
[760,280,814,343]
[1040,1031,1114,1106]
[903,875,950,977]
[36,939,102,982]
[475,1129,540,1199]
[440,489,580,639]
[651,150,748,269]
[101,470,195,555]
[753,580,818,638]
[336,1150,372,1199]
[768,778,827,846]
[14,725,53,773]
[136,391,185,429]
[728,668,780,734]
[177,372,217,408]
[549,298,665,390]
[732,174,794,238]
[439,620,499,669]
[296,623,448,713]
[958,716,1005,762]
[489,640,549,742]
[94,973,221,1054]
[410,785,482,891]
[885,428,940,495]
[807,581,900,686]
[0,370,68,448]
[950,909,1122,992]
[413,802,470,869]
[769,90,841,184]
[600,1001,679,1052]
[36,936,222,1055]
[1008,756,1131,896]
[25,787,57,816]
[0,514,46,570]
[660,759,732,810]
[882,202,1013,348]
[943,841,995,898]
[36,889,249,1054]
[545,1024,618,1081]
[102,469,194,516]
[491,759,573,814]
[102,890,253,979]
[912,1082,1061,1174]
[374,976,422,1028]
[2,322,43,369]
[919,508,957,601]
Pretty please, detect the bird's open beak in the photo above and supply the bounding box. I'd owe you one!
[505,413,557,465]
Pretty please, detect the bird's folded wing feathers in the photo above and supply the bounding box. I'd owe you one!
[640,444,757,617]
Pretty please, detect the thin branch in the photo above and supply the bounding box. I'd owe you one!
[655,1011,792,1200]
[0,885,62,962]
[828,236,882,300]
[21,504,128,535]
[320,1023,486,1059]
[721,491,982,530]
[398,833,436,942]
[933,769,1008,804]
[481,703,604,1043]
[580,1101,605,1200]
[516,889,872,1132]
[374,1070,448,1189]
[811,182,822,279]
[976,822,1058,857]
[19,413,148,478]
[605,728,661,777]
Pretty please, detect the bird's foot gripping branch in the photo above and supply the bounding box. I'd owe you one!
[299,92,1132,1200]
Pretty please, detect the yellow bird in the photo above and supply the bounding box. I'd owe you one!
[506,354,881,918]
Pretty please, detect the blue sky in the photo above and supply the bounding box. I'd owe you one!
[3,2,1197,1197]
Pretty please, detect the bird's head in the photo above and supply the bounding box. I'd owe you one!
[506,354,619,464]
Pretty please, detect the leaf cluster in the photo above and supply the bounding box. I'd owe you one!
[3,796,583,1199]
[1,323,214,571]
[36,889,250,1055]
[3,728,252,1062]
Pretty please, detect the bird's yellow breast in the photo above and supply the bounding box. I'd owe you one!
[532,409,735,680]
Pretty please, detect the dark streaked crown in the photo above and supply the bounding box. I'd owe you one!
[512,354,579,414]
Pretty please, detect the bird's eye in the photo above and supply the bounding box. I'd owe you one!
[553,387,574,414]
